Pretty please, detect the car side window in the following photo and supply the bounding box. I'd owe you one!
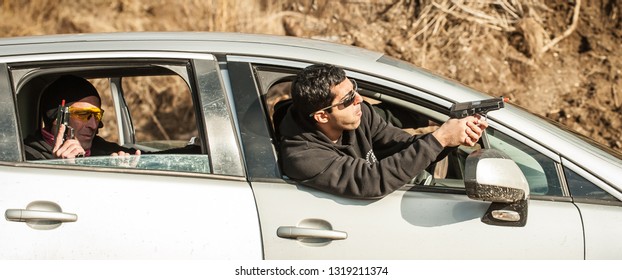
[487,129,563,196]
[564,167,619,203]
[114,76,198,150]
[15,60,210,174]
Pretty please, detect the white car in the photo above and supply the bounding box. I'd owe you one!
[1,32,620,259]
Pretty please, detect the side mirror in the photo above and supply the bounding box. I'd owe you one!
[464,149,530,227]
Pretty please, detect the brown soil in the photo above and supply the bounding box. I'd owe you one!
[2,0,621,152]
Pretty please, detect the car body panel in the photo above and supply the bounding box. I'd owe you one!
[252,182,583,259]
[577,203,622,259]
[0,165,262,259]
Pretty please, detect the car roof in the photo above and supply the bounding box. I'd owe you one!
[0,32,383,60]
[0,32,484,101]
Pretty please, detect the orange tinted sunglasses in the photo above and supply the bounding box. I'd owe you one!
[68,106,104,122]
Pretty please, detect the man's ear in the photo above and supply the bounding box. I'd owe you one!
[312,111,330,124]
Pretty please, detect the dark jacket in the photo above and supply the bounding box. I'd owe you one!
[279,102,450,199]
[23,131,137,160]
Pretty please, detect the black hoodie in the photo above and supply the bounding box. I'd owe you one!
[279,102,450,199]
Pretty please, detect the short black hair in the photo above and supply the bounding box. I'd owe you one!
[290,64,346,118]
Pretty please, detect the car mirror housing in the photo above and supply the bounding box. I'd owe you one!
[464,149,530,227]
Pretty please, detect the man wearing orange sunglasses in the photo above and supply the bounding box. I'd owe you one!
[24,75,141,160]
[278,64,488,199]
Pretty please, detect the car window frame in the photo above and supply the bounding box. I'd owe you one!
[238,57,458,184]
[232,56,590,204]
[245,58,576,200]
[192,58,245,177]
[11,58,208,172]
[4,52,245,178]
[226,60,293,181]
[0,63,22,162]
[562,157,622,205]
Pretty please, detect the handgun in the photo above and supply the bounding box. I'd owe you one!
[449,96,508,119]
[54,99,74,144]
[449,96,508,148]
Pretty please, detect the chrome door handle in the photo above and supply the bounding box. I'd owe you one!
[5,209,78,223]
[277,226,347,240]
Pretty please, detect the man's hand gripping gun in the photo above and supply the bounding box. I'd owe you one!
[54,99,74,145]
[449,96,508,147]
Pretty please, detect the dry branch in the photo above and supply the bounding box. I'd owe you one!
[430,0,521,32]
[540,0,581,54]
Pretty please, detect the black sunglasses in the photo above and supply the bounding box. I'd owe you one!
[309,79,358,117]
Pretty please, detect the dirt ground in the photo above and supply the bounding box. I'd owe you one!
[1,0,621,152]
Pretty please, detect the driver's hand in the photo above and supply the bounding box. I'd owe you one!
[111,150,142,168]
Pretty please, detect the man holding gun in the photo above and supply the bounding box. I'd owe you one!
[24,75,141,160]
[278,64,488,199]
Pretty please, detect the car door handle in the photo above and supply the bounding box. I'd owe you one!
[5,209,78,223]
[277,226,347,240]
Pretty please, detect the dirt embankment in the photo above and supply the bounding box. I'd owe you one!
[1,0,621,152]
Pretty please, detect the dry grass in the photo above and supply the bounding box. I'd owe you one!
[0,0,293,35]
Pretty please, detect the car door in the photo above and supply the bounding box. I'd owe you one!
[227,58,584,259]
[252,182,583,259]
[0,54,262,259]
[561,159,622,259]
